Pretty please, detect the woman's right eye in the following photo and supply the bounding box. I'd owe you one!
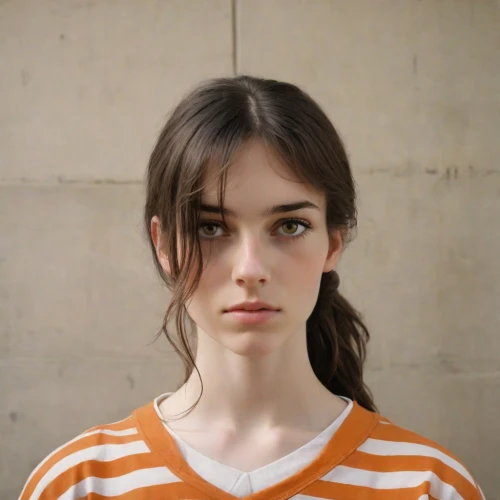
[199,221,225,239]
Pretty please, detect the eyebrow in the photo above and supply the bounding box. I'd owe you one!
[199,200,320,217]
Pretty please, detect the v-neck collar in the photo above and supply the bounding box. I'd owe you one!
[154,394,354,496]
[133,397,378,500]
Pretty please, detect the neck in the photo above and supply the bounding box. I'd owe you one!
[160,325,346,433]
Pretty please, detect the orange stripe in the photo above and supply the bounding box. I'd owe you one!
[20,431,142,500]
[303,479,435,499]
[86,481,212,500]
[342,451,480,499]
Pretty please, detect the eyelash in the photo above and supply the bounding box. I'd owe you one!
[199,218,313,242]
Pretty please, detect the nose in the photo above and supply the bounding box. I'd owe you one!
[232,233,271,287]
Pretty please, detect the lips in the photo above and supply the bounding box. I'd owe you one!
[232,308,268,311]
[225,308,276,312]
[223,308,279,324]
[224,301,279,313]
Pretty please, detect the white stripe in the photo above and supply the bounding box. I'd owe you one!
[58,467,181,499]
[19,424,138,498]
[359,438,475,485]
[323,466,464,499]
[29,441,149,500]
[417,496,429,500]
[379,420,391,425]
[292,496,322,500]
[92,428,138,437]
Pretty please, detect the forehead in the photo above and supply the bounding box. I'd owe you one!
[201,140,324,213]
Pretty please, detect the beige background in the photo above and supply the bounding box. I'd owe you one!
[1,0,499,498]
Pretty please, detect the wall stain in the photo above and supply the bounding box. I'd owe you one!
[72,0,98,9]
[126,375,135,389]
[367,167,390,175]
[362,165,499,179]
[483,169,498,176]
[21,70,31,87]
[9,411,18,422]
[413,54,418,76]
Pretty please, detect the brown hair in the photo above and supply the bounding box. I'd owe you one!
[144,75,377,413]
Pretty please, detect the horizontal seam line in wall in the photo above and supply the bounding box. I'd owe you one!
[0,178,143,186]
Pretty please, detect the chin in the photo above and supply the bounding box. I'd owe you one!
[222,331,288,358]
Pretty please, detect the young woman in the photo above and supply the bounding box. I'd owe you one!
[20,76,485,499]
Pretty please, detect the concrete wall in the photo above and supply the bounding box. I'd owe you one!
[1,0,498,497]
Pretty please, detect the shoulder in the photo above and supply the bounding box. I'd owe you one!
[18,412,151,500]
[345,410,485,499]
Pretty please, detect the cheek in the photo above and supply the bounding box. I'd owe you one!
[283,246,327,302]
[283,243,327,276]
[289,258,324,297]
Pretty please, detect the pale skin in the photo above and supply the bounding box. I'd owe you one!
[151,139,347,471]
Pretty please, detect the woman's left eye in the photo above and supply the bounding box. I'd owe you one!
[199,218,312,240]
[276,218,312,238]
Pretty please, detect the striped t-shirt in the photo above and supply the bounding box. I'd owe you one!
[19,393,485,499]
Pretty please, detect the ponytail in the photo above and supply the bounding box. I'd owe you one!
[307,270,377,412]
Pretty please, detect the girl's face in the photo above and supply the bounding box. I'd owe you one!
[154,139,342,357]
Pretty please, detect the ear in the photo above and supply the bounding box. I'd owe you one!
[323,228,343,273]
[151,216,171,275]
